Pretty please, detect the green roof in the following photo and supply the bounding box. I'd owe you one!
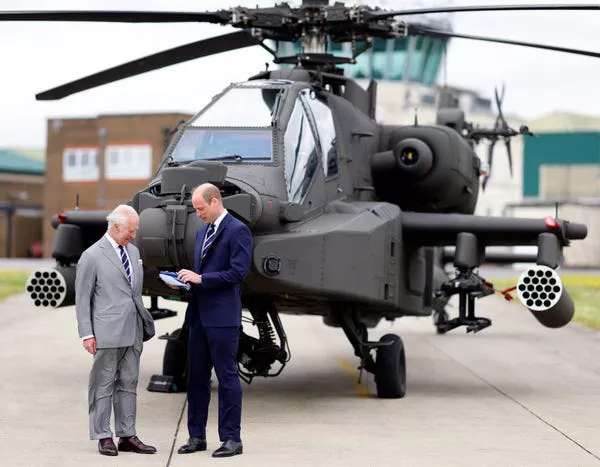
[0,149,45,175]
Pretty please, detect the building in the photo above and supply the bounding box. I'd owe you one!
[0,148,45,257]
[43,112,192,257]
[503,114,600,267]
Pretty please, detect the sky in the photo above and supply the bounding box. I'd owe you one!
[0,0,598,147]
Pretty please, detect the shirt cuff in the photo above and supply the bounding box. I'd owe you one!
[82,335,94,340]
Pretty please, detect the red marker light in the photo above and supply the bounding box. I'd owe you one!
[57,213,67,224]
[544,216,559,229]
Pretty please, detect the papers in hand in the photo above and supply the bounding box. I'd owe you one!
[158,271,191,291]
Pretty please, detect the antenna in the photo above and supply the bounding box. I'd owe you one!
[555,201,559,219]
[414,107,419,126]
[75,193,80,210]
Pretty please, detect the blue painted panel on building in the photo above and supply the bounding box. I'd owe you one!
[0,149,45,175]
[522,132,600,197]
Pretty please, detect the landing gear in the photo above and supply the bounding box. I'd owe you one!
[375,334,406,398]
[338,310,406,399]
[147,325,189,393]
[161,325,189,392]
[147,296,178,321]
[432,309,449,334]
[237,303,290,384]
[149,303,290,393]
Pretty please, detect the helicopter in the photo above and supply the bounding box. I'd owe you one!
[4,1,595,399]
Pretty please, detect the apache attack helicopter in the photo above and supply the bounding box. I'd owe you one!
[4,1,595,399]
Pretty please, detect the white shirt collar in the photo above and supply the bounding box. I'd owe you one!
[211,209,228,231]
[105,232,121,251]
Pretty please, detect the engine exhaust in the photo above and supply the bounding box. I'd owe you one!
[25,266,76,309]
[516,265,574,328]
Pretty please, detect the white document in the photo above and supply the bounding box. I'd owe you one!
[159,272,191,291]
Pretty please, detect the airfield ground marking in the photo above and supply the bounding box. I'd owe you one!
[425,339,600,462]
[165,395,188,467]
[337,358,372,397]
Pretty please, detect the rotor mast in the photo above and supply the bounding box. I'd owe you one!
[300,0,330,54]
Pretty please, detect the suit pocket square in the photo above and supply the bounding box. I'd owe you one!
[138,259,143,266]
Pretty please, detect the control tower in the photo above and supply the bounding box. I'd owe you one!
[275,0,458,111]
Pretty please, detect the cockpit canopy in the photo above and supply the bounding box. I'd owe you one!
[168,79,339,206]
[171,81,288,164]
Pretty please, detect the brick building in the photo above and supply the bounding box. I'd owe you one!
[0,149,45,257]
[44,112,192,257]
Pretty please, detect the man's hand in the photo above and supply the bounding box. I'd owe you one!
[83,337,97,355]
[177,269,202,285]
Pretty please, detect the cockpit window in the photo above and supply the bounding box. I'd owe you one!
[284,96,319,203]
[171,128,272,163]
[190,87,283,127]
[303,96,338,178]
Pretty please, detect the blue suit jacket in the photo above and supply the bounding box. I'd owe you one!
[185,213,253,327]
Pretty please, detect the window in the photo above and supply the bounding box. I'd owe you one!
[303,95,338,178]
[190,86,283,127]
[422,38,446,86]
[62,147,99,182]
[408,37,426,82]
[105,144,152,180]
[284,97,319,203]
[172,128,273,163]
[420,94,436,105]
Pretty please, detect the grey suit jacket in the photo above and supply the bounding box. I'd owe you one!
[75,236,155,348]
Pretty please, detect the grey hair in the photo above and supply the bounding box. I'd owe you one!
[106,204,138,229]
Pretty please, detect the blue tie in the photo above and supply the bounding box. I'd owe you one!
[118,245,132,284]
[201,223,216,260]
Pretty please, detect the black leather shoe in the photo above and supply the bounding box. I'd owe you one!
[212,439,243,458]
[118,435,157,454]
[98,438,118,456]
[178,437,207,454]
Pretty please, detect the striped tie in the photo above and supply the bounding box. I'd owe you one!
[201,223,216,260]
[118,245,132,284]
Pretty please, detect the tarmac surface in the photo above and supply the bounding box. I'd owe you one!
[1,267,600,466]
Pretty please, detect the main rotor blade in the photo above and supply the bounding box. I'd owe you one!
[409,26,600,59]
[364,4,599,21]
[0,10,230,24]
[36,31,259,100]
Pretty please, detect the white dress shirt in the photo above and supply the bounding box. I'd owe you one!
[210,209,228,233]
[104,233,135,285]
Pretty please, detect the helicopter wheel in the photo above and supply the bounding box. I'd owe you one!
[162,327,189,393]
[433,309,450,334]
[375,333,406,399]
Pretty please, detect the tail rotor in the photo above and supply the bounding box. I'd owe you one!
[473,84,535,191]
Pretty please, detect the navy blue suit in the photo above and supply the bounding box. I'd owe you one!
[185,212,253,443]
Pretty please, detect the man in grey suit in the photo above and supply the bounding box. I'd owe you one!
[75,204,157,456]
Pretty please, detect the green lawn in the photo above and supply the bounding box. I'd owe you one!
[491,275,600,330]
[0,270,31,301]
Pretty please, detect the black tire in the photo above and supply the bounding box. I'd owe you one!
[162,327,189,393]
[433,310,449,334]
[375,333,406,399]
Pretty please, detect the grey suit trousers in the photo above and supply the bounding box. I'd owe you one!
[88,315,143,440]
